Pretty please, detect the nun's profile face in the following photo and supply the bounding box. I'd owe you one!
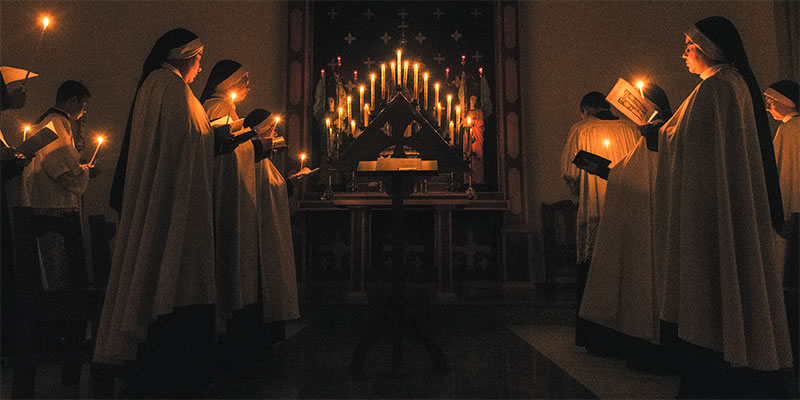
[764,95,794,121]
[180,52,203,84]
[682,37,712,75]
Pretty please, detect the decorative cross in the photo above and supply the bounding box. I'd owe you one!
[317,229,350,271]
[450,30,463,42]
[433,53,445,65]
[415,32,426,44]
[344,33,356,45]
[363,8,375,19]
[344,80,356,93]
[363,57,375,69]
[433,8,444,19]
[471,8,482,18]
[452,229,491,270]
[380,31,393,44]
[397,8,409,19]
[471,50,483,63]
[327,58,339,70]
[327,8,339,19]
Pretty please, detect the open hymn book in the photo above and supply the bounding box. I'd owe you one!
[606,78,659,126]
[15,121,58,158]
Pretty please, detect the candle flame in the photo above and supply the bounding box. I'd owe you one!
[42,16,50,29]
[424,72,428,79]
[434,83,439,89]
[636,81,645,90]
[229,92,237,101]
[274,115,281,123]
[466,117,472,125]
[300,153,307,161]
[24,125,30,133]
[447,94,452,100]
[97,136,104,144]
[604,139,610,148]
[360,86,365,93]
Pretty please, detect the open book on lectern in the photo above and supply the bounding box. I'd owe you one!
[16,121,58,158]
[606,78,659,126]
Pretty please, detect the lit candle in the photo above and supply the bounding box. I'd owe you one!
[396,50,402,84]
[354,70,358,82]
[604,139,610,150]
[300,153,306,170]
[321,69,325,79]
[449,121,454,145]
[413,63,419,99]
[434,83,440,112]
[446,95,452,126]
[390,62,396,89]
[423,73,429,110]
[24,15,52,86]
[437,102,442,127]
[465,117,472,154]
[351,120,356,137]
[370,73,376,106]
[478,67,483,78]
[403,61,408,91]
[636,81,645,99]
[455,105,461,129]
[89,136,104,167]
[364,104,370,126]
[347,96,352,122]
[23,125,30,141]
[445,68,450,81]
[338,107,343,130]
[381,64,386,100]
[325,118,332,155]
[359,86,365,110]
[227,92,237,124]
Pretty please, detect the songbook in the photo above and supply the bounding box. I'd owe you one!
[210,116,244,133]
[290,166,320,181]
[572,150,611,178]
[0,66,38,84]
[606,78,659,126]
[16,121,58,158]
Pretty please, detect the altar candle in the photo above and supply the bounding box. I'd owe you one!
[390,62,396,88]
[437,102,442,127]
[449,121,455,145]
[465,117,472,154]
[445,68,450,81]
[364,104,370,126]
[434,83,440,111]
[423,73,429,109]
[413,63,419,99]
[89,136,104,167]
[338,107,343,130]
[403,61,408,91]
[396,50,402,83]
[23,125,30,141]
[456,105,462,129]
[337,56,342,67]
[359,86,365,109]
[446,95,452,125]
[478,67,483,78]
[354,70,358,82]
[351,120,356,136]
[370,73,376,106]
[347,96,352,122]
[325,118,332,154]
[381,64,386,100]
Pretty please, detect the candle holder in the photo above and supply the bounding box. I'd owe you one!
[322,172,335,200]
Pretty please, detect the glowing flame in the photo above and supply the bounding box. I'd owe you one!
[300,153,307,161]
[636,81,645,90]
[229,92,237,101]
[42,16,50,29]
[274,116,281,123]
[97,136,104,144]
[604,139,610,149]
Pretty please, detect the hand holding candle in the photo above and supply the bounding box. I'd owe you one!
[23,125,30,141]
[636,80,645,99]
[89,136,104,167]
[300,153,307,170]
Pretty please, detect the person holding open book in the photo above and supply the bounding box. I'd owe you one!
[764,79,799,374]
[98,28,217,397]
[559,91,638,353]
[641,16,790,398]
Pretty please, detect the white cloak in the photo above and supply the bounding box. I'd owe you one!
[204,98,260,331]
[654,64,792,370]
[94,65,216,364]
[256,158,299,322]
[579,137,660,342]
[560,117,639,262]
[773,114,800,271]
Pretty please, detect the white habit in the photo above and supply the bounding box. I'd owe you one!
[654,64,792,370]
[774,113,800,270]
[560,117,638,262]
[94,65,216,364]
[204,97,260,331]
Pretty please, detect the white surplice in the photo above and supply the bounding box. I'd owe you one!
[204,97,259,331]
[773,113,800,271]
[94,65,216,364]
[579,137,661,342]
[560,117,639,262]
[654,64,792,370]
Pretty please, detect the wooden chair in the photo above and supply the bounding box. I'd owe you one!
[11,207,110,398]
[541,200,578,287]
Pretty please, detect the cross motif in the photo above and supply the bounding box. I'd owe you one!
[415,32,426,44]
[450,30,463,42]
[327,8,339,19]
[397,8,409,19]
[452,229,491,271]
[471,8,482,18]
[344,32,356,45]
[327,58,339,70]
[471,50,483,63]
[344,80,356,93]
[380,31,393,44]
[363,8,375,19]
[433,53,445,65]
[317,229,350,271]
[363,57,375,69]
[397,22,409,30]
[433,8,444,19]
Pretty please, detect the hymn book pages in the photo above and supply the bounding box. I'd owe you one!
[606,78,659,125]
[16,121,58,158]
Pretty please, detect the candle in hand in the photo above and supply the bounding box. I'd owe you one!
[604,139,610,150]
[636,81,645,99]
[23,125,30,141]
[89,136,104,167]
[227,92,237,124]
[300,153,307,170]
